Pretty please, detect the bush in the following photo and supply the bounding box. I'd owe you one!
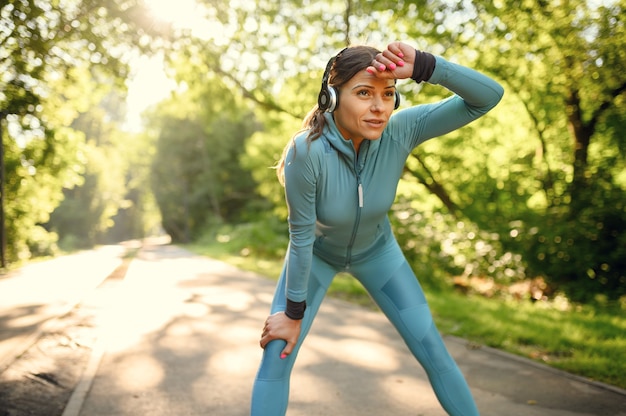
[390,205,526,291]
[27,226,59,257]
[520,207,626,303]
[198,217,289,260]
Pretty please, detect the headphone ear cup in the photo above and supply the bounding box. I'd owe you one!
[326,86,338,112]
[318,87,331,112]
[319,85,338,112]
[394,90,401,110]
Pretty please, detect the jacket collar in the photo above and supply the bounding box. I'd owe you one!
[323,112,378,169]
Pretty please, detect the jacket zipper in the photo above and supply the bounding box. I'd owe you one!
[345,170,363,270]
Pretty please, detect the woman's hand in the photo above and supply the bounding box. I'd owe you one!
[260,311,302,359]
[366,41,417,80]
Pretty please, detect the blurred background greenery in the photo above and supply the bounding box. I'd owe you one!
[1,0,625,386]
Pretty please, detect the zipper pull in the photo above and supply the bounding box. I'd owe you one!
[358,183,364,208]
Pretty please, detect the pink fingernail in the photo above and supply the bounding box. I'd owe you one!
[398,52,404,58]
[280,353,287,359]
[378,64,386,71]
[397,60,405,67]
[389,63,396,70]
[366,68,374,74]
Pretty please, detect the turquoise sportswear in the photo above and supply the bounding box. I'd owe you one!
[252,56,504,415]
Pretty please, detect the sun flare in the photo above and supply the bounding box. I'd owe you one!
[144,0,200,28]
[126,0,223,131]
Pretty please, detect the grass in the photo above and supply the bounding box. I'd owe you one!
[426,290,626,388]
[186,241,626,390]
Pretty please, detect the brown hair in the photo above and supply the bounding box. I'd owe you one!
[276,45,381,185]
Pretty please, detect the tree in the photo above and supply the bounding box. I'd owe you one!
[399,0,626,301]
[105,128,162,244]
[47,88,141,248]
[478,1,625,301]
[154,0,624,301]
[148,73,261,243]
[0,0,167,263]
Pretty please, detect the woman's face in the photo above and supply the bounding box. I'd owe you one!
[333,70,397,145]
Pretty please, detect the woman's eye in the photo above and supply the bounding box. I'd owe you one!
[357,90,370,96]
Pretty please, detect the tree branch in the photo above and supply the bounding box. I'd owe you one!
[588,80,626,132]
[405,153,461,217]
[212,66,304,120]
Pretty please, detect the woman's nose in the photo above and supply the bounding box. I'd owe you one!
[371,96,384,111]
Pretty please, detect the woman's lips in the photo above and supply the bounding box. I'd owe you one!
[365,119,385,127]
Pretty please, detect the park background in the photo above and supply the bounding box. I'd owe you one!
[1,0,624,389]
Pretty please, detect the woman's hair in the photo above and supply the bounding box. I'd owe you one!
[276,45,381,185]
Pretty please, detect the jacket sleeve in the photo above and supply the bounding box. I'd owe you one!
[282,135,319,305]
[390,56,504,150]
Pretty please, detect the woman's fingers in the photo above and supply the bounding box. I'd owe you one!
[259,312,301,354]
[367,42,415,79]
[381,49,405,68]
[280,341,295,359]
[371,50,403,72]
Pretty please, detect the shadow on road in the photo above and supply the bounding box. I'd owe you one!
[2,242,625,416]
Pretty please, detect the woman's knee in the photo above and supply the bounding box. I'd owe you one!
[420,324,457,373]
[256,340,293,380]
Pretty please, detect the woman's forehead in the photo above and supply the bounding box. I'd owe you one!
[346,71,396,88]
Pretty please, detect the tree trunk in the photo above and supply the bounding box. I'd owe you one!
[566,88,592,196]
[0,113,6,268]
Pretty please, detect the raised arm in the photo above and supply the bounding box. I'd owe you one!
[369,41,504,143]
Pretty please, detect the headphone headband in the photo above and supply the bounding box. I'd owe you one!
[318,48,347,112]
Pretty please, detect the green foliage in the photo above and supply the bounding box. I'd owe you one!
[3,122,85,260]
[106,129,163,243]
[151,116,212,243]
[515,174,626,303]
[1,0,168,263]
[26,226,59,258]
[205,216,288,260]
[49,104,125,246]
[1,0,162,119]
[394,0,626,301]
[390,196,526,291]
[240,73,322,219]
[149,76,263,242]
[6,0,623,307]
[47,80,161,248]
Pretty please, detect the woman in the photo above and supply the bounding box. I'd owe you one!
[252,41,504,415]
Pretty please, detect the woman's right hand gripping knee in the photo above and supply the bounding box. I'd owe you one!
[260,311,302,359]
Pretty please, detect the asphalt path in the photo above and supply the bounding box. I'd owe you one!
[0,244,128,374]
[2,241,626,415]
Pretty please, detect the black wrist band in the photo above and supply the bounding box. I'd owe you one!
[411,50,436,83]
[285,299,306,320]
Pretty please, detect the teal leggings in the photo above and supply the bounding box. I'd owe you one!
[251,239,479,415]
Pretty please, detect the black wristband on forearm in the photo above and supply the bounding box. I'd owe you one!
[411,50,436,83]
[285,299,306,320]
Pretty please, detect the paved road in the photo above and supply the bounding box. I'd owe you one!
[2,242,625,415]
[73,243,626,415]
[0,245,127,374]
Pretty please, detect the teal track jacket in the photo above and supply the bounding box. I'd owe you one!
[283,56,504,303]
